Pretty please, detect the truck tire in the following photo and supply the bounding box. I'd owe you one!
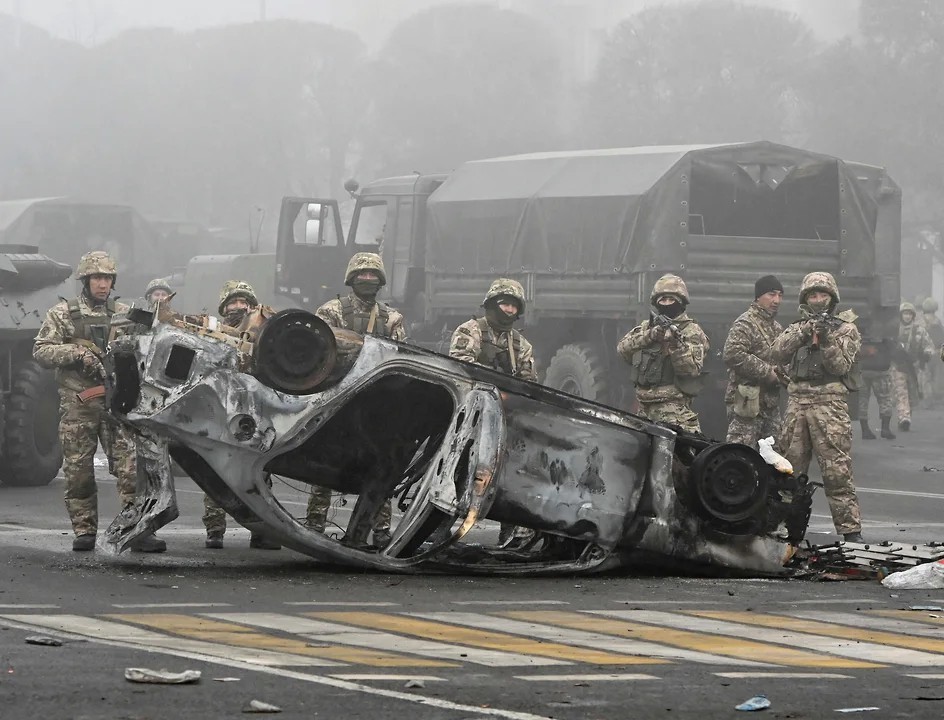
[0,361,63,487]
[543,343,610,403]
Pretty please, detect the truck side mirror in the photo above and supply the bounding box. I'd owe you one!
[343,178,360,198]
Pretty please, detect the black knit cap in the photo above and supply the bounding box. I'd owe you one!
[754,274,784,299]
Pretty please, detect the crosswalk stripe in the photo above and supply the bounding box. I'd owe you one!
[451,610,770,666]
[501,610,844,668]
[789,611,944,638]
[691,611,944,658]
[309,612,661,665]
[591,611,882,668]
[872,610,944,627]
[108,614,452,668]
[205,613,566,667]
[0,614,342,667]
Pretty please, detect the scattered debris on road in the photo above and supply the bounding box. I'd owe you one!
[735,695,771,711]
[124,667,202,684]
[404,679,425,689]
[790,542,944,583]
[24,635,62,647]
[243,699,282,713]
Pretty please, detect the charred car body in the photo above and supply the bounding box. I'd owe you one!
[104,306,814,576]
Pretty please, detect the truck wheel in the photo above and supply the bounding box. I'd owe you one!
[0,361,63,487]
[543,343,610,403]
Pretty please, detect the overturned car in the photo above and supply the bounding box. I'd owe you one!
[104,307,814,575]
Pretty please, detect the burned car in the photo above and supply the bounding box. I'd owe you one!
[103,307,814,575]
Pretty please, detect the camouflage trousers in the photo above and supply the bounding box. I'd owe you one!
[725,404,781,450]
[305,486,391,534]
[779,395,861,535]
[203,474,273,537]
[890,365,918,422]
[638,398,700,433]
[858,369,894,419]
[60,395,136,536]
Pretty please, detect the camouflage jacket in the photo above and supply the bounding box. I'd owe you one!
[316,293,406,341]
[898,321,934,364]
[722,302,784,408]
[617,312,709,402]
[772,310,861,398]
[449,317,537,381]
[922,313,944,346]
[33,295,129,393]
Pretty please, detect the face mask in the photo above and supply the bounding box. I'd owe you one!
[352,279,381,301]
[655,300,684,319]
[807,298,831,313]
[224,308,248,327]
[485,303,516,331]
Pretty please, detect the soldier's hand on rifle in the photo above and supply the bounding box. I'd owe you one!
[649,325,667,343]
[79,348,104,377]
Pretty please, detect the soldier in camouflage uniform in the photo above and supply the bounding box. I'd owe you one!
[772,272,864,542]
[144,278,173,307]
[722,275,787,449]
[33,252,165,552]
[920,297,944,407]
[890,302,933,431]
[305,253,406,546]
[858,368,896,440]
[450,278,537,546]
[203,281,282,551]
[617,274,709,433]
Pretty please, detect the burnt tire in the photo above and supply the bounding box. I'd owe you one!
[0,361,63,487]
[543,343,610,402]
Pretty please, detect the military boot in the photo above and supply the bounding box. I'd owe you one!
[842,532,864,543]
[130,533,167,553]
[859,419,876,440]
[898,418,911,432]
[205,532,224,549]
[72,533,96,551]
[880,416,896,440]
[249,533,281,550]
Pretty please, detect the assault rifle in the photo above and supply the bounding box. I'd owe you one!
[802,309,844,351]
[650,312,683,343]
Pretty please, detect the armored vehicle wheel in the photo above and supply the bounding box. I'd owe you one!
[0,361,63,487]
[543,343,609,403]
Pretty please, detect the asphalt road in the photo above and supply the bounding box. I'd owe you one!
[2,406,944,719]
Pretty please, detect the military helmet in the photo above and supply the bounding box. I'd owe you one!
[76,251,117,279]
[482,278,526,314]
[799,271,839,305]
[650,273,689,305]
[145,278,173,298]
[217,280,258,315]
[900,301,916,315]
[344,252,387,286]
[922,297,939,313]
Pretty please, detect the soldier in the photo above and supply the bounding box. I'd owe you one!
[722,275,787,449]
[890,302,933,431]
[617,274,709,433]
[305,253,406,545]
[450,278,537,547]
[144,278,173,307]
[203,280,282,551]
[920,297,944,407]
[772,272,865,543]
[33,251,166,552]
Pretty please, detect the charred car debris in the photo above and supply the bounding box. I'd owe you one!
[99,303,820,577]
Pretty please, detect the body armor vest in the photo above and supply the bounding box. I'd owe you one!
[339,295,391,336]
[788,327,860,391]
[475,317,522,376]
[629,346,675,388]
[67,297,116,352]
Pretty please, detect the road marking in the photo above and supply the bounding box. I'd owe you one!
[610,600,724,605]
[451,600,570,606]
[857,487,944,501]
[714,672,853,679]
[501,610,840,668]
[514,673,658,682]
[0,604,60,609]
[774,599,887,605]
[283,602,399,607]
[329,674,447,681]
[684,611,944,666]
[872,610,944,627]
[112,603,234,609]
[591,611,882,668]
[0,615,553,720]
[791,611,944,637]
[904,673,944,679]
[310,612,661,666]
[206,613,565,667]
[0,614,341,666]
[109,613,452,668]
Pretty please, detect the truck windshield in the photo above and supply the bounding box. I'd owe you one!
[352,201,389,248]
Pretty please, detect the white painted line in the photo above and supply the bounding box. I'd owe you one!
[775,600,887,606]
[413,612,770,667]
[112,603,234,609]
[593,610,944,667]
[610,601,723,605]
[0,615,554,720]
[904,673,944,679]
[0,614,341,667]
[857,487,944,501]
[283,602,399,607]
[451,601,569,606]
[329,675,447,682]
[714,672,853,679]
[205,613,567,667]
[514,673,658,682]
[0,604,60,609]
[794,612,944,637]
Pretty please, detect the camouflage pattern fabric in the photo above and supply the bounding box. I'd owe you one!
[771,313,861,400]
[218,280,258,315]
[892,317,934,421]
[305,487,391,534]
[317,294,406,341]
[722,301,785,448]
[890,366,914,422]
[483,278,526,309]
[60,395,136,536]
[204,473,274,537]
[344,252,387,286]
[449,317,537,381]
[650,273,690,304]
[76,251,117,278]
[639,397,701,433]
[858,369,894,418]
[779,395,861,535]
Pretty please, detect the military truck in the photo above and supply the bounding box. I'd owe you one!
[276,142,901,437]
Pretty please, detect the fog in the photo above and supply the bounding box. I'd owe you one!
[0,0,940,297]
